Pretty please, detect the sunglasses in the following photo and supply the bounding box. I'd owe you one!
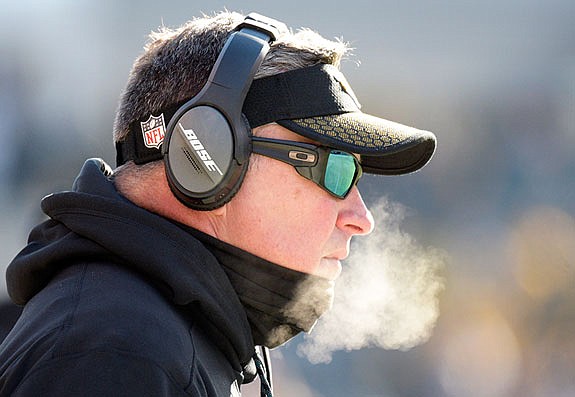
[251,137,363,199]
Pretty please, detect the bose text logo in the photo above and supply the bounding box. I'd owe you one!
[179,124,223,175]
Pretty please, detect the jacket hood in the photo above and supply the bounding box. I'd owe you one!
[6,158,255,365]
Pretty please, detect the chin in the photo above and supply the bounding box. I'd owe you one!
[317,258,342,281]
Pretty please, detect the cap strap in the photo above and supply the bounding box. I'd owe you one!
[116,102,183,166]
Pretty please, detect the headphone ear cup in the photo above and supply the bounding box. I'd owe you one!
[163,105,251,210]
[160,15,282,210]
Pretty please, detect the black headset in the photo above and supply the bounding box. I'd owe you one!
[162,13,286,211]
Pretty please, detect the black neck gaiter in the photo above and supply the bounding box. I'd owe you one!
[183,226,334,348]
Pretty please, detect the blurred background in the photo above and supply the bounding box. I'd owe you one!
[1,0,574,396]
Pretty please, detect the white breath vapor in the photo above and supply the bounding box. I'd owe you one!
[297,197,446,364]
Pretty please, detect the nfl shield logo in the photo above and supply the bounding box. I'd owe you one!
[140,114,166,149]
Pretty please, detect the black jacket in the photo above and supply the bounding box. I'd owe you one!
[0,159,257,396]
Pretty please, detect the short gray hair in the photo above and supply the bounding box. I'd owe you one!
[113,10,350,143]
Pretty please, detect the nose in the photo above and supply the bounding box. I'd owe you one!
[336,186,374,236]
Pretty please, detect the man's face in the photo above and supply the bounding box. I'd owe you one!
[217,124,374,280]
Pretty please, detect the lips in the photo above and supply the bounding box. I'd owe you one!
[325,247,349,262]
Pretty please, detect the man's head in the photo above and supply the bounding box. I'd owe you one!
[113,11,347,144]
[112,11,435,281]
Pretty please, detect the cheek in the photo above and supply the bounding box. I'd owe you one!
[229,160,337,270]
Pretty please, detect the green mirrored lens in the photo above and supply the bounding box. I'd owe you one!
[324,151,356,197]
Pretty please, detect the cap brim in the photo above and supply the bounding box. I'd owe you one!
[276,111,437,175]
